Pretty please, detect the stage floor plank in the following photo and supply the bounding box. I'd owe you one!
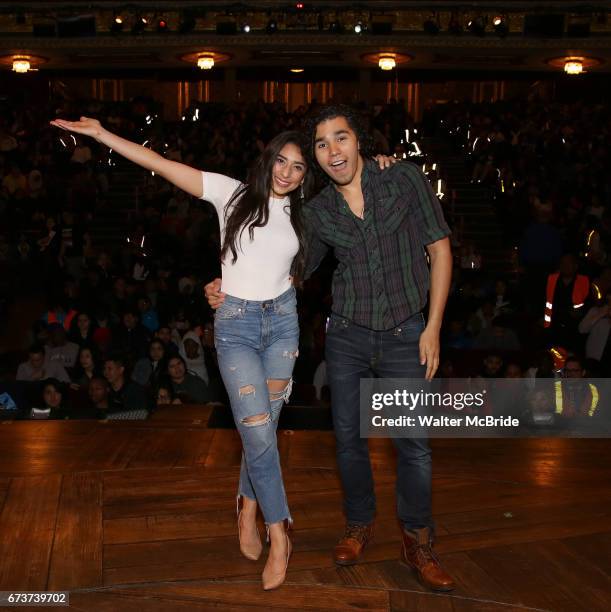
[0,417,610,611]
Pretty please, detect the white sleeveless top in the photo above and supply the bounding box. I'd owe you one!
[201,171,298,301]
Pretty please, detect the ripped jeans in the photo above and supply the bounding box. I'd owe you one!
[214,286,298,525]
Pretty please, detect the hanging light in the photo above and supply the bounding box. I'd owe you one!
[197,55,215,70]
[564,59,583,75]
[12,59,31,73]
[378,54,396,71]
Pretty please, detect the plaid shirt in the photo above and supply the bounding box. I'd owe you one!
[303,160,451,331]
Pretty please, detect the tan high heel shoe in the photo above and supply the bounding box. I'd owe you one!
[262,523,292,590]
[237,496,263,561]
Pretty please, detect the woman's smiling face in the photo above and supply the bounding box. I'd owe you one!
[270,143,306,198]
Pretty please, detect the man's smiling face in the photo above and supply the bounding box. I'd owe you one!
[314,116,362,187]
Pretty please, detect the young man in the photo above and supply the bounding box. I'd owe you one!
[206,105,453,590]
[103,354,148,415]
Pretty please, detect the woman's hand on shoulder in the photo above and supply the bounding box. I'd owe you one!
[373,154,398,170]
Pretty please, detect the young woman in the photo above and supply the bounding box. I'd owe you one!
[132,338,169,390]
[72,345,102,389]
[50,114,391,590]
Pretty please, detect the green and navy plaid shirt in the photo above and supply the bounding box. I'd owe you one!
[303,160,451,331]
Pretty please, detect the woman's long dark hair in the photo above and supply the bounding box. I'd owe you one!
[220,131,316,284]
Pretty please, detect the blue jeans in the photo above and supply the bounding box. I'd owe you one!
[214,286,298,525]
[325,312,433,531]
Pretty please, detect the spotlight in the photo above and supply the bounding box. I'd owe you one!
[467,16,486,37]
[296,2,305,9]
[423,14,439,35]
[266,19,278,34]
[493,15,508,37]
[290,68,304,73]
[132,16,147,34]
[111,14,123,33]
[241,23,251,33]
[157,17,168,33]
[354,21,365,34]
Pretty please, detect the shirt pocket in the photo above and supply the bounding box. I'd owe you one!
[378,194,411,235]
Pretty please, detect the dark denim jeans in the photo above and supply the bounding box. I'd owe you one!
[325,312,433,530]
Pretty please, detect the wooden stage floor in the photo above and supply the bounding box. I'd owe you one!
[0,405,610,611]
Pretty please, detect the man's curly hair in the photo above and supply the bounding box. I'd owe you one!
[305,104,375,161]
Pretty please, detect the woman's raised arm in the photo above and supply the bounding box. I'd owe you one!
[50,116,204,198]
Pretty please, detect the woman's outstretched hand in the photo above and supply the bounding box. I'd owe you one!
[50,116,104,141]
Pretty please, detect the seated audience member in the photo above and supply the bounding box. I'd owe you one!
[45,324,80,370]
[156,383,182,408]
[155,324,179,355]
[132,339,169,388]
[578,289,611,375]
[167,355,210,403]
[17,344,70,383]
[31,379,70,420]
[137,296,159,333]
[179,330,209,384]
[111,308,151,361]
[474,316,521,351]
[72,345,102,389]
[480,353,505,378]
[92,309,113,356]
[555,356,600,418]
[88,376,111,417]
[544,254,590,351]
[504,362,523,378]
[103,354,149,414]
[70,312,96,347]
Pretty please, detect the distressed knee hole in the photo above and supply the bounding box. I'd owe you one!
[238,384,256,398]
[241,412,271,427]
[282,350,299,360]
[267,378,293,403]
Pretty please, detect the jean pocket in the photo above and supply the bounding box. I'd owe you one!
[275,297,297,316]
[215,303,245,320]
[393,313,425,341]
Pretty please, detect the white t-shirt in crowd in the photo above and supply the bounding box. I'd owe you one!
[201,171,298,301]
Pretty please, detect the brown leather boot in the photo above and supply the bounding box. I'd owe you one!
[333,523,374,566]
[400,527,455,592]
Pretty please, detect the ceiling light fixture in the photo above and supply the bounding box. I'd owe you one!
[197,55,215,70]
[378,54,396,70]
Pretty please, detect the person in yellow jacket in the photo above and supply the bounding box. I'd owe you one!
[554,356,599,418]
